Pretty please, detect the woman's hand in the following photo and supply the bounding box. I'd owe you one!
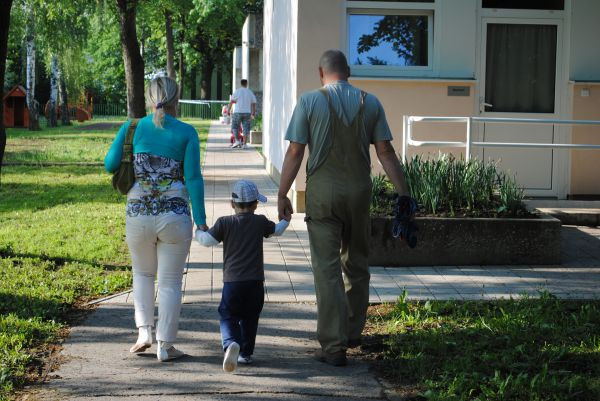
[196,224,209,231]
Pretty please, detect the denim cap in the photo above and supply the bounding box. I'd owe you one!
[232,180,267,203]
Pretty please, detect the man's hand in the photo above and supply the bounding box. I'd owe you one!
[196,224,209,231]
[277,141,306,221]
[278,195,293,221]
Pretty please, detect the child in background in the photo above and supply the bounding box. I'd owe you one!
[195,180,289,372]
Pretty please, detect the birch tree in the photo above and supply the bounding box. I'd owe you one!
[25,1,40,131]
[48,54,59,127]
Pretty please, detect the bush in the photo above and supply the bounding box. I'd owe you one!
[371,154,529,217]
[252,114,262,131]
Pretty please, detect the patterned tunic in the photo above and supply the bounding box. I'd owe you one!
[126,153,190,217]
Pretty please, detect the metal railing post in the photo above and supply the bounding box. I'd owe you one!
[466,117,472,161]
[402,115,408,163]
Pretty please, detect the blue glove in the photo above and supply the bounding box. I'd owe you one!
[392,196,418,248]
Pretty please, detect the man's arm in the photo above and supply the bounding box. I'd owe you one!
[277,142,306,221]
[251,102,256,117]
[374,140,410,196]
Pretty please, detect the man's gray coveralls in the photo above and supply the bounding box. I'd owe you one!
[285,80,393,353]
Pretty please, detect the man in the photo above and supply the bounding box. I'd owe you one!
[277,49,413,366]
[228,79,257,149]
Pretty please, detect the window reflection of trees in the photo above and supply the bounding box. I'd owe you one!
[355,15,428,66]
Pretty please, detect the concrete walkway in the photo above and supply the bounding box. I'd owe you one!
[38,122,600,400]
[103,122,600,304]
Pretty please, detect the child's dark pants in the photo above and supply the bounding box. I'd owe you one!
[219,280,264,357]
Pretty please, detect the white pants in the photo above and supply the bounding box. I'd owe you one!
[126,214,193,342]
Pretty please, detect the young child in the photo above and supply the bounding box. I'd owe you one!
[195,180,289,373]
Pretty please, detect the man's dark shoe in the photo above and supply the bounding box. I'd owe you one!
[347,338,362,348]
[314,349,347,366]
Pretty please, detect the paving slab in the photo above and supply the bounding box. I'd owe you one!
[39,303,385,400]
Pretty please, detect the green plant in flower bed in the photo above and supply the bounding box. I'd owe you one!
[366,291,600,400]
[252,114,262,131]
[371,154,529,217]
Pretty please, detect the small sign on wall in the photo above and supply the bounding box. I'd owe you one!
[447,86,470,96]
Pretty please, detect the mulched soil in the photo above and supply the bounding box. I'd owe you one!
[348,304,426,401]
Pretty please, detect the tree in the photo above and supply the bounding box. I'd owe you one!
[357,15,428,66]
[25,1,40,130]
[116,0,146,118]
[35,0,91,127]
[0,0,14,179]
[165,10,176,78]
[187,0,259,99]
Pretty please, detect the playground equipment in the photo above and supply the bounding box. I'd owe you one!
[44,92,93,122]
[3,85,29,128]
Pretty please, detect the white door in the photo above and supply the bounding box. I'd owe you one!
[478,18,563,197]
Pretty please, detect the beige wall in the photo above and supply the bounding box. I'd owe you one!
[351,79,476,175]
[292,0,346,195]
[570,84,600,195]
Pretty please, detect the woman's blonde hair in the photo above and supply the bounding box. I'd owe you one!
[146,76,179,128]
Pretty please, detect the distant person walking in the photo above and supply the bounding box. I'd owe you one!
[228,79,256,149]
[104,76,207,362]
[277,50,414,366]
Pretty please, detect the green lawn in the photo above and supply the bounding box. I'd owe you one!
[363,291,600,401]
[4,118,211,164]
[0,118,211,400]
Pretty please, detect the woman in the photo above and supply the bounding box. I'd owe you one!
[104,76,208,361]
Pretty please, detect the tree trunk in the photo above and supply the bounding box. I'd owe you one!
[200,59,214,100]
[116,0,146,118]
[190,65,197,100]
[178,14,186,101]
[25,3,40,131]
[59,70,71,125]
[0,0,14,182]
[216,64,223,100]
[48,54,59,127]
[165,10,176,79]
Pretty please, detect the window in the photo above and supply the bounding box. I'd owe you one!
[347,8,433,76]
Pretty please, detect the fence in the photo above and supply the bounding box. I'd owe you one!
[178,100,228,119]
[91,101,228,119]
[402,115,600,162]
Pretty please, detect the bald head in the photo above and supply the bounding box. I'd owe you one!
[319,50,350,82]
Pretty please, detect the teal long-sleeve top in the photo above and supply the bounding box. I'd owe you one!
[104,114,206,225]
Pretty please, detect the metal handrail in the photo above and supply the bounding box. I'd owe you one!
[402,115,600,162]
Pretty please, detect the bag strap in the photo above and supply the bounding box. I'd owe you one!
[121,119,139,163]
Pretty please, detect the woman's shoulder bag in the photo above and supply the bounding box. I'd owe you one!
[112,119,139,195]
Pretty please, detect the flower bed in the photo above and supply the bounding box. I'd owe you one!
[369,155,561,266]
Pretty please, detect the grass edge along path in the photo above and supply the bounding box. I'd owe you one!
[359,291,600,401]
[0,120,211,400]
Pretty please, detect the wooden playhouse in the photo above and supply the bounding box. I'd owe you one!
[3,85,29,128]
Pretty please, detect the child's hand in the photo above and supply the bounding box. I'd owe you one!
[196,224,209,232]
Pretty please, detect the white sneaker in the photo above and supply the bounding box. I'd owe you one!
[237,355,253,365]
[242,143,248,149]
[157,341,185,362]
[229,142,237,148]
[223,342,240,372]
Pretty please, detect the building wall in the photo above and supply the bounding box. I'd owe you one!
[570,83,600,195]
[263,0,600,204]
[570,0,600,81]
[568,0,600,196]
[435,0,477,78]
[263,0,298,180]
